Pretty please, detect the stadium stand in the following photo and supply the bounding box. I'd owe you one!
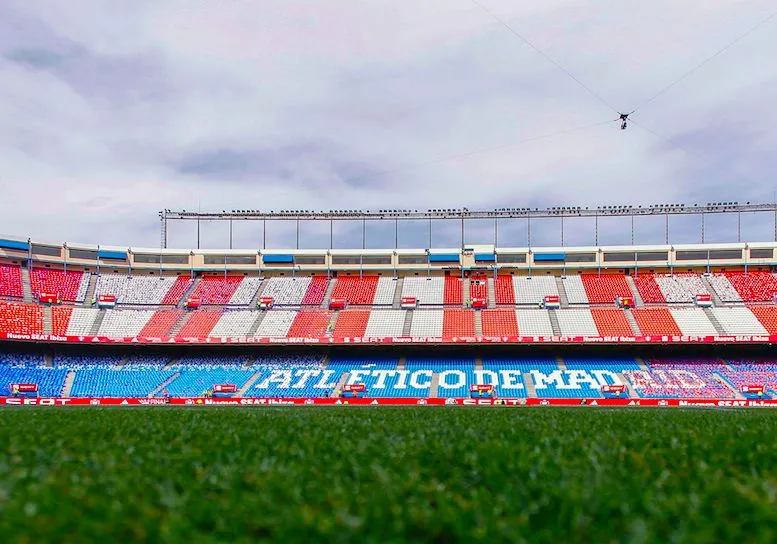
[138,310,183,337]
[98,309,155,337]
[245,355,330,398]
[209,310,259,337]
[481,358,529,397]
[402,277,444,305]
[444,276,463,305]
[328,357,410,398]
[556,309,599,336]
[300,276,329,305]
[631,308,682,336]
[165,357,253,397]
[261,277,312,306]
[750,306,777,334]
[710,307,768,335]
[706,274,741,302]
[51,306,73,336]
[668,308,718,336]
[629,360,737,399]
[470,275,488,300]
[287,311,333,338]
[65,308,99,336]
[189,276,243,305]
[162,276,193,305]
[373,277,397,305]
[516,310,554,335]
[0,264,23,298]
[410,309,444,336]
[363,310,406,337]
[591,308,634,336]
[561,275,587,304]
[634,273,708,304]
[527,359,607,398]
[95,275,187,305]
[0,302,43,334]
[229,277,263,305]
[580,274,633,304]
[513,276,558,305]
[30,268,90,302]
[332,310,370,337]
[177,311,221,337]
[442,309,475,336]
[717,272,777,302]
[494,275,515,305]
[254,310,296,337]
[331,276,379,305]
[720,361,777,398]
[406,357,475,398]
[481,309,519,336]
[0,352,66,396]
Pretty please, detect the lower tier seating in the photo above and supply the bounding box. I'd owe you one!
[631,308,682,336]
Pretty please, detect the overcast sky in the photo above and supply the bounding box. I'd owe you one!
[1,0,776,251]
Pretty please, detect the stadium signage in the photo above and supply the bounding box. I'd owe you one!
[3,332,777,346]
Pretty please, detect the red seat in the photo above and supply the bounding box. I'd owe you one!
[632,308,681,336]
[30,268,85,302]
[177,311,221,337]
[332,310,370,337]
[494,276,515,305]
[301,276,329,305]
[0,302,43,334]
[330,277,377,305]
[632,275,666,303]
[749,306,777,334]
[287,311,332,337]
[444,276,463,305]
[591,308,633,336]
[481,309,518,336]
[0,264,23,298]
[470,275,488,300]
[190,276,243,304]
[140,310,184,337]
[162,276,194,305]
[581,274,632,304]
[442,309,475,336]
[51,306,73,336]
[724,272,777,302]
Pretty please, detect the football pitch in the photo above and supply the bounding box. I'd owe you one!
[2,407,777,543]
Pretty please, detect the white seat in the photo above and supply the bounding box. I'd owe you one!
[561,276,588,304]
[653,274,708,303]
[707,275,742,302]
[66,308,100,335]
[261,278,311,305]
[228,277,263,305]
[95,275,179,305]
[668,308,718,335]
[556,309,598,336]
[402,277,444,305]
[98,310,155,337]
[516,310,554,335]
[254,310,296,337]
[409,309,444,336]
[513,276,559,304]
[364,310,406,336]
[710,307,768,335]
[373,277,397,305]
[210,311,260,336]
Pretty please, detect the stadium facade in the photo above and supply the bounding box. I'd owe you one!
[3,227,777,406]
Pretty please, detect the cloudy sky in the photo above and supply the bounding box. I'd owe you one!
[1,0,776,251]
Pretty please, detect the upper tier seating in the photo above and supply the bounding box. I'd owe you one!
[261,278,312,305]
[556,309,598,336]
[668,308,718,336]
[402,277,444,305]
[442,310,475,336]
[710,307,767,335]
[720,272,777,302]
[634,273,708,304]
[98,310,155,337]
[373,277,397,305]
[516,310,554,336]
[95,275,187,305]
[162,276,194,305]
[331,277,379,305]
[444,276,463,305]
[30,268,90,302]
[364,310,406,337]
[254,310,296,337]
[561,275,587,304]
[209,311,260,337]
[494,276,515,305]
[177,311,221,337]
[513,276,558,305]
[481,309,519,336]
[300,276,329,305]
[750,306,777,334]
[410,310,444,336]
[631,308,682,336]
[228,277,263,305]
[0,302,44,334]
[0,264,23,298]
[51,306,73,336]
[591,308,634,336]
[707,274,741,302]
[470,276,488,301]
[332,310,370,337]
[65,308,99,336]
[138,310,183,337]
[581,274,633,304]
[287,311,333,338]
[189,276,243,305]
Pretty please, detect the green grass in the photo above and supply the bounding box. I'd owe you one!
[2,408,777,543]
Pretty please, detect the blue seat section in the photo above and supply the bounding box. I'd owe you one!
[165,356,253,397]
[53,354,124,370]
[245,355,331,398]
[70,369,174,397]
[328,357,410,397]
[481,359,529,398]
[406,357,475,398]
[0,352,66,397]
